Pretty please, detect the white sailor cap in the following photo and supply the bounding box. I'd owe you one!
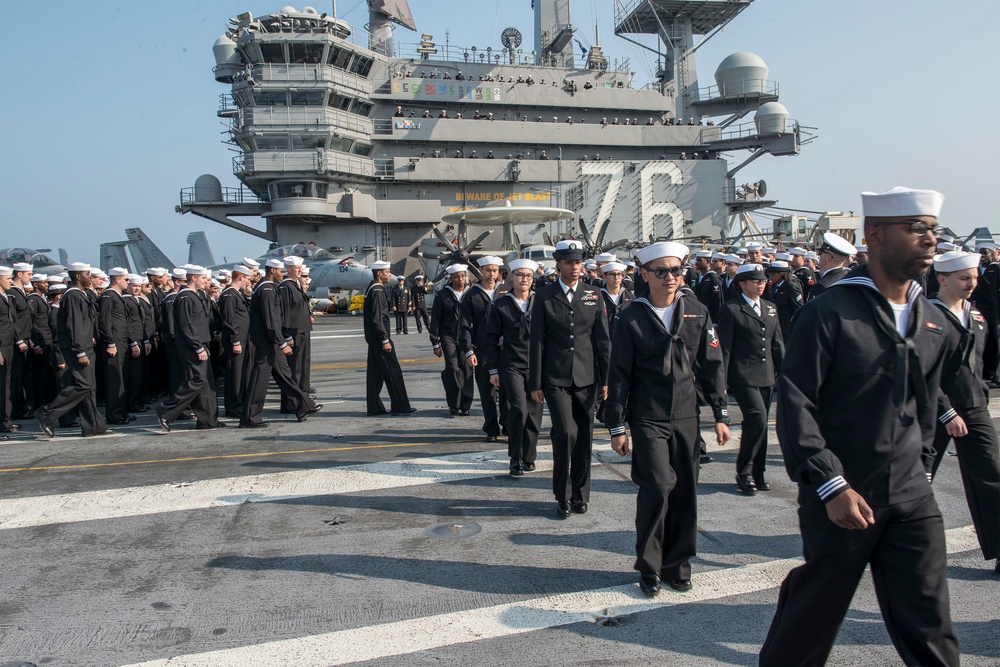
[934,250,980,273]
[397,275,405,281]
[694,250,713,259]
[284,255,304,267]
[369,260,391,271]
[186,265,210,276]
[92,270,107,279]
[127,274,144,285]
[30,273,47,282]
[179,264,195,271]
[477,255,503,267]
[861,186,945,219]
[635,242,688,265]
[788,247,808,256]
[171,268,187,279]
[301,266,310,276]
[854,245,868,253]
[232,264,253,277]
[975,242,997,252]
[774,252,792,261]
[940,235,954,244]
[805,251,820,261]
[508,259,539,273]
[146,267,167,276]
[445,264,468,275]
[543,267,557,276]
[414,274,425,280]
[601,261,627,273]
[768,260,790,271]
[711,252,727,261]
[553,239,585,260]
[745,242,764,252]
[593,252,617,263]
[264,258,284,270]
[0,266,11,277]
[52,273,69,281]
[48,283,67,294]
[210,279,221,287]
[735,263,767,281]
[584,260,598,270]
[108,267,128,277]
[821,232,857,257]
[762,247,776,255]
[242,257,260,269]
[936,241,957,252]
[736,248,748,256]
[11,262,33,273]
[724,254,744,265]
[98,279,110,289]
[218,269,231,278]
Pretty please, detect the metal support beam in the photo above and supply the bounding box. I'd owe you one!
[177,204,275,241]
[726,148,767,179]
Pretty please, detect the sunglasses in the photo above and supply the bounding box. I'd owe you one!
[647,266,684,279]
[876,220,944,238]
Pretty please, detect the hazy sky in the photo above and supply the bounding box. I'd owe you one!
[1,0,997,266]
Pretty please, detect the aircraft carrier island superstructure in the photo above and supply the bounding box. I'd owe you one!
[179,0,808,274]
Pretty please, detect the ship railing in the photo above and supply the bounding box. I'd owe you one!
[219,93,239,114]
[389,42,633,74]
[250,64,371,94]
[373,118,393,135]
[714,118,799,141]
[243,106,373,135]
[697,79,779,100]
[179,185,266,206]
[240,150,375,178]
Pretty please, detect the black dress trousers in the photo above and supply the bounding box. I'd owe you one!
[158,345,218,427]
[630,417,700,581]
[731,384,774,477]
[543,383,598,504]
[222,342,252,418]
[931,405,1000,560]
[440,336,474,411]
[36,350,106,436]
[104,341,129,422]
[759,492,958,667]
[366,344,411,414]
[499,367,541,463]
[242,343,315,425]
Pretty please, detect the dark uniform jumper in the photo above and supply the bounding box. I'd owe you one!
[694,270,724,322]
[0,289,15,432]
[98,288,129,423]
[929,298,999,562]
[972,259,1000,382]
[604,296,727,582]
[410,282,431,333]
[760,271,962,667]
[430,286,474,413]
[157,287,218,427]
[390,281,411,334]
[218,285,251,418]
[36,287,107,436]
[242,279,316,425]
[460,283,506,438]
[363,280,412,414]
[27,290,54,409]
[484,292,541,468]
[278,277,311,413]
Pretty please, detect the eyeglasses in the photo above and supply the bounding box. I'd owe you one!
[647,266,684,279]
[512,272,534,279]
[876,220,944,238]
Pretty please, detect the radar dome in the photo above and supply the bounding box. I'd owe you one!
[212,34,237,67]
[280,6,297,14]
[194,174,223,203]
[302,6,318,13]
[715,52,768,96]
[754,102,790,134]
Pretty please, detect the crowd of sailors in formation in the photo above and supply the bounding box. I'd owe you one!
[1,186,998,665]
[394,104,715,127]
[0,256,320,440]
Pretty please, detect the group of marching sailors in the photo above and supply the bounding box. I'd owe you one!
[361,185,998,667]
[0,256,321,439]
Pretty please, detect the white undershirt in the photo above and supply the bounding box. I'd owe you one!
[888,301,910,335]
[606,290,622,305]
[513,296,529,312]
[950,304,969,328]
[650,302,676,331]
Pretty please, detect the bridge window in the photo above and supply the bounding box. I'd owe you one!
[260,43,286,64]
[289,91,324,106]
[329,136,353,153]
[254,135,290,150]
[351,142,373,157]
[350,100,373,117]
[289,43,323,64]
[292,135,326,149]
[254,90,287,106]
[347,54,373,77]
[328,92,352,110]
[327,45,352,70]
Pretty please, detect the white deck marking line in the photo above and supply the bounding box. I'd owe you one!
[120,526,981,667]
[0,449,548,530]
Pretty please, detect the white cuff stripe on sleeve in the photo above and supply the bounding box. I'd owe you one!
[938,408,957,424]
[609,426,626,436]
[817,475,848,500]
